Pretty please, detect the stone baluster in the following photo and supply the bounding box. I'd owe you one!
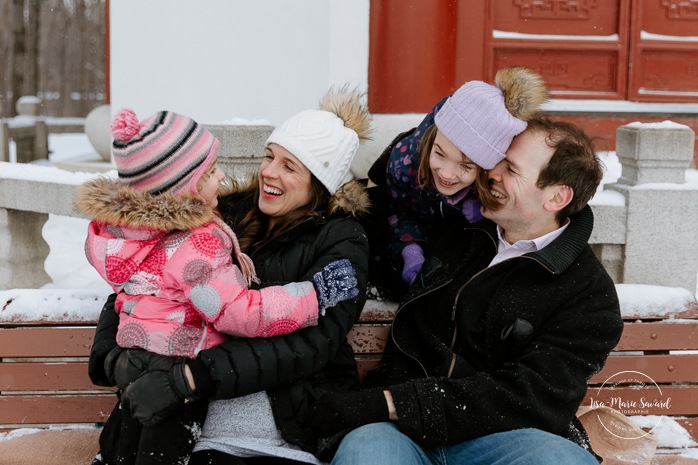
[606,122,698,293]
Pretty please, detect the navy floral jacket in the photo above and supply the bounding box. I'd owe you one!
[384,96,482,258]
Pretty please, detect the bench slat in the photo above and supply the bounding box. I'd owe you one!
[348,322,698,354]
[590,353,698,384]
[616,321,698,351]
[0,362,110,391]
[356,357,380,381]
[348,325,390,353]
[0,327,94,357]
[675,419,698,444]
[0,394,115,424]
[584,385,698,415]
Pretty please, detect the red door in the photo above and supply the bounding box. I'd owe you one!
[368,0,698,112]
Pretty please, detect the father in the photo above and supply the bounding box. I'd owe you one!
[311,116,624,464]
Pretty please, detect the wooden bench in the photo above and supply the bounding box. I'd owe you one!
[2,297,698,446]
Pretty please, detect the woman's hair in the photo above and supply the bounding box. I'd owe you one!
[234,173,331,253]
[416,123,501,211]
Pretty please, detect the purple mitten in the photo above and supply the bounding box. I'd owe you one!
[461,197,483,223]
[401,243,425,284]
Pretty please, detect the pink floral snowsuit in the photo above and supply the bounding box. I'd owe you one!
[80,178,319,358]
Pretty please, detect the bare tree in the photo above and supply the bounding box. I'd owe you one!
[0,1,17,116]
[0,0,105,118]
[10,0,25,116]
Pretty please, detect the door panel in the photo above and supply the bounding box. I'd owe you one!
[493,47,621,97]
[484,0,630,100]
[628,0,698,102]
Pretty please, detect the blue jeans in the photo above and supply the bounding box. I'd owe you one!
[331,422,598,465]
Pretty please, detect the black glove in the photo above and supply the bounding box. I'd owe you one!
[311,259,359,313]
[111,348,161,391]
[310,389,389,437]
[102,345,124,387]
[120,356,193,428]
[119,354,214,428]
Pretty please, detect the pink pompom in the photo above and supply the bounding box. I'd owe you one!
[111,108,142,141]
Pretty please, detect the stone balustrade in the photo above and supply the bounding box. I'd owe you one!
[0,122,697,294]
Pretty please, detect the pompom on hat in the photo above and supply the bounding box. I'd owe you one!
[434,66,548,170]
[111,108,220,196]
[265,86,372,194]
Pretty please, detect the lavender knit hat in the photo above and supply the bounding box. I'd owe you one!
[434,67,548,170]
[434,82,525,170]
[111,108,220,196]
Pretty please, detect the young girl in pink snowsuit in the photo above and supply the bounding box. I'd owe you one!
[76,108,357,465]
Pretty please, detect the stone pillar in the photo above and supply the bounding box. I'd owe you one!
[607,122,698,293]
[204,124,273,179]
[0,122,10,162]
[33,119,49,160]
[0,208,51,290]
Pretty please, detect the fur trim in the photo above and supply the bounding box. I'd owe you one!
[328,179,371,218]
[319,85,373,142]
[75,177,214,231]
[495,67,548,121]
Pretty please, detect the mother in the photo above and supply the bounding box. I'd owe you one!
[89,87,372,465]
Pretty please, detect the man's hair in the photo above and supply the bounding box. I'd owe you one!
[528,116,603,223]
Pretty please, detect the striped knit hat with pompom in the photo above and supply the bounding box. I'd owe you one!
[111,108,220,196]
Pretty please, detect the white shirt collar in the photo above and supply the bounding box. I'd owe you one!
[489,218,571,267]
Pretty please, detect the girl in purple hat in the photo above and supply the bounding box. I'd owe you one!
[369,67,548,294]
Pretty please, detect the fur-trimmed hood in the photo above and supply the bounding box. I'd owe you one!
[327,178,372,219]
[75,177,214,231]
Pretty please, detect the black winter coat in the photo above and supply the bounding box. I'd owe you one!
[363,205,623,454]
[89,180,370,455]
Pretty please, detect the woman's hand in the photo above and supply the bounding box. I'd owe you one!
[310,258,359,313]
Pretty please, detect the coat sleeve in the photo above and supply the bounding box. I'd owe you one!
[197,218,369,399]
[88,293,119,386]
[387,272,623,447]
[170,232,320,338]
[385,146,427,257]
[384,99,444,258]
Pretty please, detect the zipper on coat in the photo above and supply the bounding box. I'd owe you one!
[445,247,558,376]
[391,279,454,378]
